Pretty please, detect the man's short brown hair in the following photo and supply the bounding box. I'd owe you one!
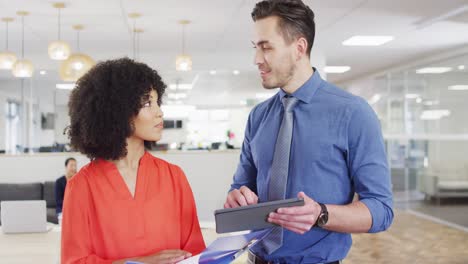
[252,0,316,56]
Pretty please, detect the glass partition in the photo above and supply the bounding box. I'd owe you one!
[364,53,468,205]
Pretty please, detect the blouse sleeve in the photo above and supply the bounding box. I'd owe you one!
[175,166,206,255]
[61,174,113,264]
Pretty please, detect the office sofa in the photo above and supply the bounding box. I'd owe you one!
[418,166,468,204]
[0,182,58,224]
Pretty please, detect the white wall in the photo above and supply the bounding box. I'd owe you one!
[0,150,241,222]
[159,127,189,146]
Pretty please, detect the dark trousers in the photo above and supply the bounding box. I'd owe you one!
[247,251,342,264]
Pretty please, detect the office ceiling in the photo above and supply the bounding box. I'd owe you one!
[0,0,467,105]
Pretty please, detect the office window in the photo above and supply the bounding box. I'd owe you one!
[5,100,21,154]
[163,119,183,129]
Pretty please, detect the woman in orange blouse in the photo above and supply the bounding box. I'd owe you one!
[62,58,205,264]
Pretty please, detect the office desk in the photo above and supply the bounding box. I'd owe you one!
[0,224,61,264]
[0,224,220,264]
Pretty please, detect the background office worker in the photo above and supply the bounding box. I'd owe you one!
[55,157,77,217]
[224,0,394,263]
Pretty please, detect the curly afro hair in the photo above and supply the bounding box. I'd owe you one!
[67,57,166,160]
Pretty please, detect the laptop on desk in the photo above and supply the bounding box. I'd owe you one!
[0,200,48,234]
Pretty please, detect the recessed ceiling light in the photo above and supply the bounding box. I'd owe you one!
[233,70,240,75]
[255,92,276,100]
[420,109,450,120]
[209,70,217,75]
[368,94,381,105]
[342,35,394,46]
[39,70,47,75]
[169,83,192,90]
[448,85,468,91]
[416,97,423,103]
[56,83,75,90]
[168,93,187,100]
[416,67,452,74]
[161,104,196,118]
[405,93,420,99]
[423,100,439,106]
[324,66,351,73]
[458,65,465,70]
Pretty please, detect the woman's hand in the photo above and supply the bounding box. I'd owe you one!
[115,249,192,264]
[142,249,192,264]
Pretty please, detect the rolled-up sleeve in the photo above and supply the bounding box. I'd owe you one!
[347,100,394,233]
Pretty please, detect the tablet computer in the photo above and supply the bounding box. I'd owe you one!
[214,198,304,233]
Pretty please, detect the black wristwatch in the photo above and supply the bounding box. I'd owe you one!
[314,203,328,228]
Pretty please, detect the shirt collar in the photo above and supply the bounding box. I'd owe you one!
[278,67,323,104]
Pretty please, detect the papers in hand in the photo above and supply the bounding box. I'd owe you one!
[177,229,270,264]
[177,254,200,264]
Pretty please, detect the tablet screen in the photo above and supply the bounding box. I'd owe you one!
[214,198,304,233]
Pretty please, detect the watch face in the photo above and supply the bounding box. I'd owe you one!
[318,213,328,227]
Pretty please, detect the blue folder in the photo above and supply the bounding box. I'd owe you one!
[199,229,271,264]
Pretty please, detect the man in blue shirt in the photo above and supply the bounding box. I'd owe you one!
[224,1,394,263]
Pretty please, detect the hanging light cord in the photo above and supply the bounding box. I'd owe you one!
[58,7,61,40]
[4,20,9,50]
[133,19,136,60]
[182,24,186,55]
[136,29,141,61]
[76,29,80,52]
[21,15,24,59]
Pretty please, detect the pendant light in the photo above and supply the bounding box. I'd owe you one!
[12,11,34,78]
[175,20,192,71]
[0,17,17,70]
[48,2,71,60]
[59,24,95,82]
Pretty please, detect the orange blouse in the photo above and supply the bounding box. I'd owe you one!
[61,152,206,263]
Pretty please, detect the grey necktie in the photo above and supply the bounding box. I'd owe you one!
[262,95,299,255]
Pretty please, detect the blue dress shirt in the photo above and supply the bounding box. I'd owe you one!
[229,70,394,263]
